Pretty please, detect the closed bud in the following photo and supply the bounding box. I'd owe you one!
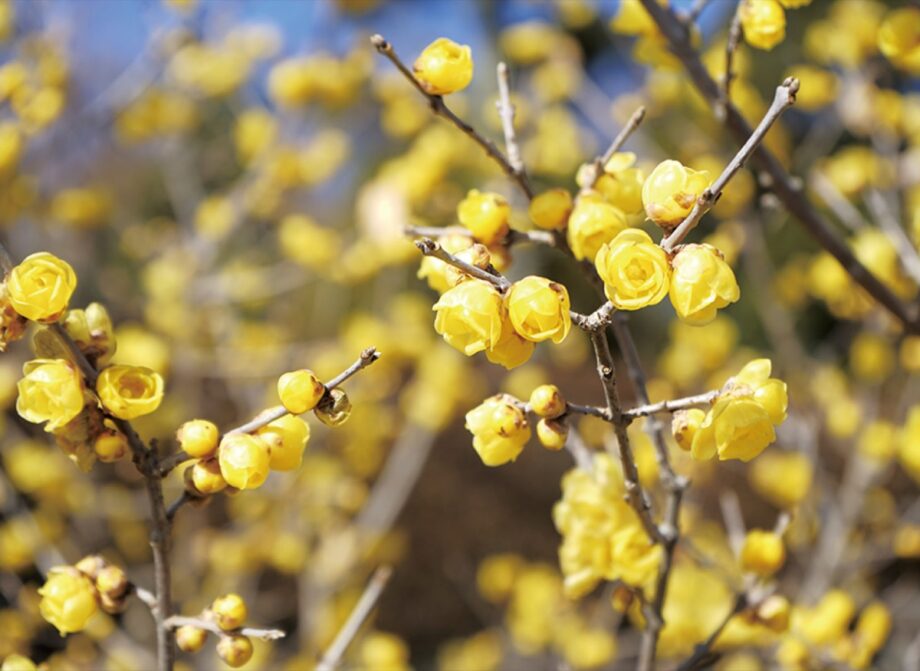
[536,418,568,451]
[74,555,107,580]
[433,280,504,356]
[277,369,325,415]
[257,414,310,471]
[188,458,227,495]
[465,394,530,466]
[216,634,254,668]
[176,625,208,653]
[218,434,270,490]
[314,388,352,427]
[740,529,786,577]
[176,419,219,459]
[85,302,115,364]
[642,160,710,231]
[93,430,128,463]
[457,189,510,246]
[506,276,571,344]
[529,188,572,231]
[38,569,98,635]
[529,384,565,418]
[412,37,474,96]
[566,198,628,261]
[95,565,127,600]
[212,593,248,631]
[99,591,127,615]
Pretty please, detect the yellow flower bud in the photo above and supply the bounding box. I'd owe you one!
[529,188,573,231]
[595,229,670,310]
[878,8,920,74]
[314,387,352,427]
[95,565,127,600]
[218,434,270,490]
[465,395,530,466]
[176,625,208,653]
[458,189,510,246]
[360,632,410,671]
[672,408,705,451]
[529,384,566,418]
[536,418,568,451]
[7,252,77,322]
[433,280,504,355]
[669,244,740,325]
[93,430,128,463]
[212,593,247,631]
[176,419,219,459]
[16,359,85,432]
[187,458,227,495]
[96,365,164,420]
[641,160,710,231]
[0,655,36,671]
[413,37,474,95]
[485,316,535,370]
[858,420,898,463]
[749,451,812,508]
[216,634,254,668]
[257,414,310,471]
[277,369,325,415]
[566,198,628,261]
[38,569,98,635]
[476,553,522,603]
[756,594,790,632]
[740,529,786,576]
[855,601,891,653]
[506,276,571,344]
[739,0,786,51]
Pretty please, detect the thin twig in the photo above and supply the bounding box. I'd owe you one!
[582,106,647,191]
[163,615,285,642]
[571,300,617,332]
[866,188,920,285]
[661,77,800,251]
[683,0,714,24]
[371,35,533,199]
[810,171,866,233]
[675,594,748,671]
[720,490,747,558]
[623,390,719,420]
[413,238,511,291]
[496,62,525,176]
[565,402,612,421]
[719,6,743,120]
[638,0,920,334]
[315,566,394,671]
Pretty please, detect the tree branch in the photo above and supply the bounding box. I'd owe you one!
[163,615,285,642]
[496,62,525,177]
[581,105,646,191]
[623,390,718,420]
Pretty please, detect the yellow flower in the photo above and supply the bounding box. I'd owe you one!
[748,451,812,508]
[671,408,706,451]
[257,414,310,471]
[38,569,98,635]
[529,188,572,231]
[485,315,535,369]
[16,359,85,432]
[739,0,786,51]
[878,8,920,74]
[176,419,219,459]
[96,365,164,420]
[212,593,248,631]
[529,384,565,419]
[595,152,646,215]
[6,252,77,322]
[641,160,710,231]
[691,359,787,462]
[465,394,530,466]
[566,198,628,261]
[595,229,669,310]
[536,418,567,451]
[218,433,271,490]
[277,368,325,414]
[506,276,571,344]
[669,244,740,325]
[458,189,510,245]
[740,529,786,576]
[216,634,254,668]
[413,37,474,95]
[433,280,504,355]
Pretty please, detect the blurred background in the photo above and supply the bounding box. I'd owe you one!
[1,0,919,669]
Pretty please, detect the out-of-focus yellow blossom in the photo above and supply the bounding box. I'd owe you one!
[1,655,37,671]
[749,451,812,508]
[13,86,65,132]
[691,359,787,462]
[16,359,84,432]
[299,128,350,185]
[642,160,710,231]
[114,88,198,143]
[785,65,838,111]
[499,21,565,64]
[894,523,920,558]
[849,332,895,383]
[465,394,530,466]
[591,152,645,215]
[49,188,111,230]
[902,335,920,372]
[39,570,97,635]
[553,454,661,597]
[820,146,892,197]
[96,365,164,420]
[193,196,235,241]
[792,589,855,647]
[657,563,734,657]
[556,619,617,670]
[433,280,504,356]
[476,553,523,604]
[596,228,669,310]
[438,629,503,671]
[176,419,219,459]
[739,0,786,51]
[609,0,661,37]
[0,122,22,175]
[808,251,873,320]
[740,529,786,576]
[506,276,571,344]
[485,315,535,370]
[457,190,510,245]
[111,324,170,375]
[525,105,585,177]
[566,197,628,261]
[218,434,270,490]
[278,214,341,272]
[234,108,277,166]
[669,244,740,325]
[268,57,313,108]
[7,252,77,322]
[853,229,916,299]
[658,316,739,388]
[359,632,410,671]
[413,38,473,96]
[257,414,309,471]
[900,406,920,483]
[277,368,324,415]
[878,8,920,74]
[505,563,563,654]
[529,188,572,231]
[169,43,250,97]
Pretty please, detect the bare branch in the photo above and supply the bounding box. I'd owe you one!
[661,78,799,251]
[623,390,718,420]
[163,615,285,642]
[371,35,533,199]
[315,566,394,671]
[582,105,646,191]
[496,62,525,175]
[413,238,511,291]
[571,300,617,332]
[719,7,743,120]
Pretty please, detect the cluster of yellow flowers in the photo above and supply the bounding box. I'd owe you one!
[37,556,129,636]
[173,593,256,668]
